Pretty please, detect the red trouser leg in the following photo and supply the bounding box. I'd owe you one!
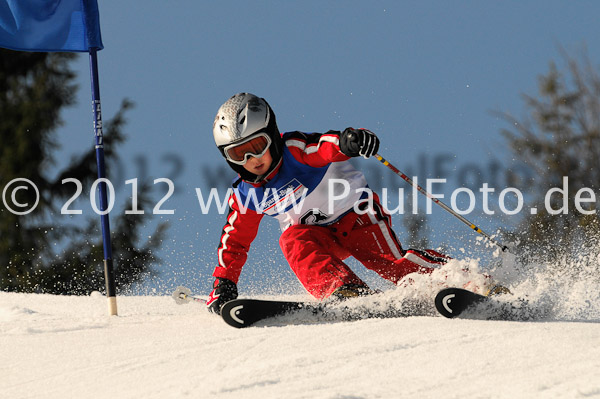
[335,197,446,283]
[280,195,448,299]
[279,224,366,299]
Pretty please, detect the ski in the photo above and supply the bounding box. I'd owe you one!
[174,285,545,324]
[435,287,488,318]
[434,287,545,321]
[220,297,432,328]
[220,298,317,328]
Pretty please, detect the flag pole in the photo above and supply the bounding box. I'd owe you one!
[89,47,118,316]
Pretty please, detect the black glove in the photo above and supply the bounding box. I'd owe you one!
[206,277,238,314]
[339,128,379,159]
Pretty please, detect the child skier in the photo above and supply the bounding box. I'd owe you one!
[206,92,451,314]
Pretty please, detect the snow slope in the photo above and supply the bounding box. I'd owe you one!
[2,259,600,399]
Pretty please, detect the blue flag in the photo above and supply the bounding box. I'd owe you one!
[0,0,103,52]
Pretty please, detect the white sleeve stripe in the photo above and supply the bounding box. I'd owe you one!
[315,135,339,153]
[218,207,238,268]
[304,144,319,154]
[319,135,340,146]
[286,135,339,155]
[285,139,306,150]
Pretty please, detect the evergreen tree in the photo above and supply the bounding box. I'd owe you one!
[0,49,166,294]
[500,49,600,270]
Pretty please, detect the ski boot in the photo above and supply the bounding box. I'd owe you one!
[331,283,375,300]
[484,284,511,297]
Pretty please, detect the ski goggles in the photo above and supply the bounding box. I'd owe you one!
[223,133,272,165]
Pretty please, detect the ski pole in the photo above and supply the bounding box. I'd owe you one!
[172,286,207,305]
[373,154,509,252]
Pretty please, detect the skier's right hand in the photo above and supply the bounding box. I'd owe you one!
[339,128,380,159]
[206,277,238,314]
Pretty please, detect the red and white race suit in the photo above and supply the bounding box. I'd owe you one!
[212,131,447,299]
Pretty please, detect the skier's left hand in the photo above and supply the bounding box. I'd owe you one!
[340,128,380,159]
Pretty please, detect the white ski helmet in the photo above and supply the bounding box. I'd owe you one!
[213,93,282,182]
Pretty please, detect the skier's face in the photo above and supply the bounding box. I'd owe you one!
[242,148,273,176]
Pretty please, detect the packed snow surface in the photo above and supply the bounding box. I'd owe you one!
[2,258,600,399]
